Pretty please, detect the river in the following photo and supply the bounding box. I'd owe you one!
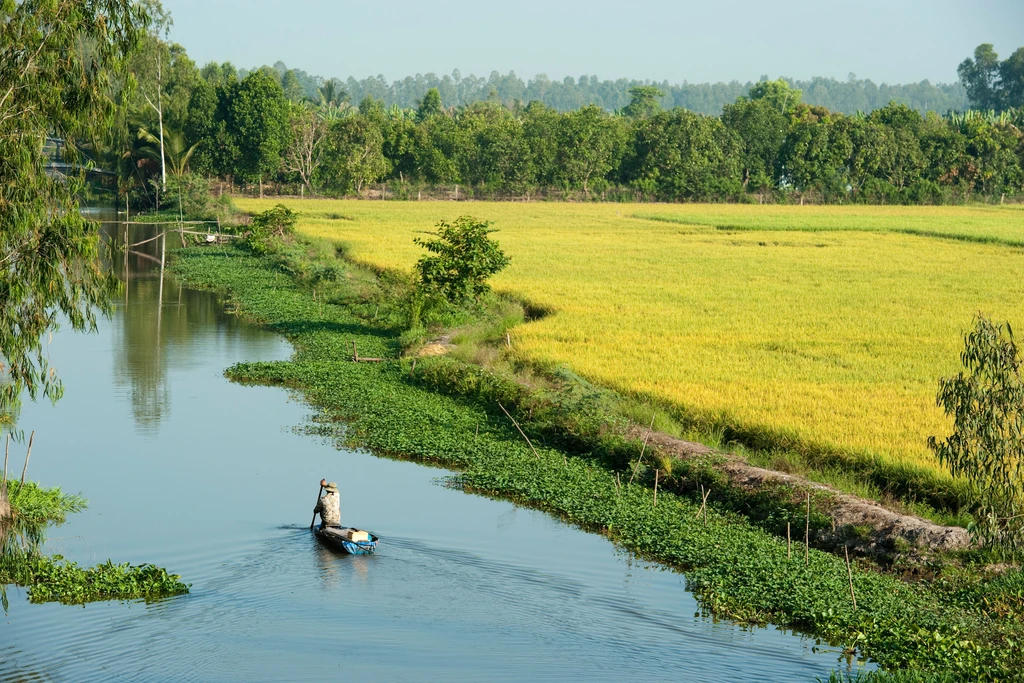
[0,217,864,682]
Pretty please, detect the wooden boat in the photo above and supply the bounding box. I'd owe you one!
[314,526,379,555]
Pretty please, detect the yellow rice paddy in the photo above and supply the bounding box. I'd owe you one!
[237,198,1024,475]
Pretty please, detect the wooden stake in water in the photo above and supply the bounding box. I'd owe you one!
[3,434,8,483]
[653,469,659,507]
[787,521,791,559]
[20,431,34,487]
[845,546,857,610]
[805,491,811,566]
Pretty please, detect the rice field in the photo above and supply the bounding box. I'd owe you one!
[236,198,1024,478]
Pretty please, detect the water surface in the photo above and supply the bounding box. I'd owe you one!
[0,219,863,681]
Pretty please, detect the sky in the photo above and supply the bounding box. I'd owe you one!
[161,0,1024,85]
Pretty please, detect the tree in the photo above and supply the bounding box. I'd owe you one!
[417,88,443,121]
[622,86,664,119]
[555,105,626,195]
[748,79,802,113]
[227,70,289,185]
[521,101,561,188]
[779,115,854,199]
[1000,47,1024,110]
[278,69,304,103]
[958,44,1003,110]
[0,0,146,427]
[318,78,348,108]
[929,316,1024,552]
[414,217,511,302]
[721,98,788,190]
[318,113,390,195]
[283,104,328,193]
[624,110,741,201]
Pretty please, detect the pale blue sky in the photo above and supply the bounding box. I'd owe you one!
[162,0,1024,84]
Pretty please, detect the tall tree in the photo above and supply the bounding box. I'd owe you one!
[999,47,1024,110]
[227,70,289,185]
[0,0,146,426]
[282,104,328,193]
[622,86,664,119]
[416,87,443,121]
[958,44,1003,110]
[748,79,802,113]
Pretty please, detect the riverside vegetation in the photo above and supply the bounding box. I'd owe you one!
[0,480,189,608]
[169,211,1024,681]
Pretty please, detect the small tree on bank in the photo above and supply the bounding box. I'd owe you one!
[414,216,510,303]
[929,315,1024,552]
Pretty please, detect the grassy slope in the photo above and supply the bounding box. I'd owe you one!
[235,199,1024,504]
[170,241,1022,681]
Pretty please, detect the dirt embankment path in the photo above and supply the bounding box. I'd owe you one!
[630,427,972,553]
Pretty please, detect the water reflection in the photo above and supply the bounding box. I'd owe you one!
[98,217,270,433]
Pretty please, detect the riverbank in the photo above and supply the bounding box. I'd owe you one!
[171,237,1024,681]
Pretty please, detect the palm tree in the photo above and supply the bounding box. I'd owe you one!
[318,78,349,108]
[137,126,200,178]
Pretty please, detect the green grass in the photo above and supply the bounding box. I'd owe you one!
[170,238,1024,681]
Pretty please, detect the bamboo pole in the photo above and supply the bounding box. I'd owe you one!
[845,546,857,610]
[628,414,656,485]
[19,431,34,486]
[805,491,811,566]
[653,469,659,507]
[352,341,359,362]
[787,521,791,559]
[410,359,417,376]
[3,434,8,483]
[696,484,711,525]
[498,402,540,459]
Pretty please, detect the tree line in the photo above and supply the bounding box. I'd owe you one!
[255,61,970,118]
[111,13,1023,207]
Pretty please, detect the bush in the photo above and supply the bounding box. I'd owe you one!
[246,203,298,255]
[413,216,511,303]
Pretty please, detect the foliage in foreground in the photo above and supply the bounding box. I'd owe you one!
[930,316,1024,552]
[171,240,1024,681]
[0,0,144,426]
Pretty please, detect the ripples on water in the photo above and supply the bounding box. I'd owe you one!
[0,219,866,681]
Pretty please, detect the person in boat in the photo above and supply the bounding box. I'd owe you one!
[313,479,341,530]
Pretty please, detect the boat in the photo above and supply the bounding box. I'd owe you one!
[314,526,380,555]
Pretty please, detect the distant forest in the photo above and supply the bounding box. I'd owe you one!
[243,63,969,117]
